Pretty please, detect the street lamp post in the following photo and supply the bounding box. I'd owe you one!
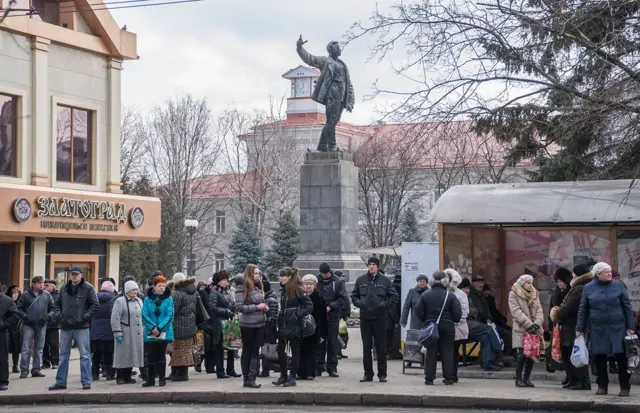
[184,217,199,277]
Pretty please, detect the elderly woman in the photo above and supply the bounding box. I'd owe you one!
[508,274,544,388]
[400,274,429,330]
[444,269,469,383]
[577,262,635,397]
[111,280,144,385]
[298,274,328,380]
[415,271,462,385]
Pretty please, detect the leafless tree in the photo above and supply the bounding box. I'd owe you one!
[146,94,222,273]
[120,105,147,182]
[216,98,305,236]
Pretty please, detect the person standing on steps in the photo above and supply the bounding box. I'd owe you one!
[16,275,53,379]
[315,263,346,378]
[42,280,59,370]
[234,264,268,388]
[141,275,174,387]
[0,281,19,391]
[111,280,144,385]
[509,274,544,388]
[48,267,99,391]
[350,257,399,383]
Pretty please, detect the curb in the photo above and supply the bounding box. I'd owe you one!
[1,391,639,412]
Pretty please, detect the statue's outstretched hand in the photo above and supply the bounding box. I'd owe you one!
[297,35,308,49]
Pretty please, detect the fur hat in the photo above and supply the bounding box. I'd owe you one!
[428,270,449,287]
[458,278,471,290]
[553,268,573,285]
[592,262,612,277]
[517,274,534,286]
[443,268,463,289]
[302,274,318,285]
[416,273,428,283]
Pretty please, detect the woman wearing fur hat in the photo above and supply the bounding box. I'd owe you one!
[203,270,236,378]
[549,264,592,390]
[400,274,429,331]
[111,280,144,384]
[508,274,544,388]
[168,273,199,382]
[444,269,469,383]
[415,271,462,385]
[298,274,328,380]
[576,262,635,397]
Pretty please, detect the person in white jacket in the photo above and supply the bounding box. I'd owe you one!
[444,269,469,383]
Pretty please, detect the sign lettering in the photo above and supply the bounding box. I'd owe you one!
[36,196,127,224]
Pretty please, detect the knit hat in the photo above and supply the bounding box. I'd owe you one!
[573,264,590,277]
[585,258,598,268]
[592,262,612,277]
[319,263,331,274]
[367,257,380,267]
[554,268,573,285]
[517,274,534,286]
[416,273,428,282]
[172,273,186,283]
[458,278,471,290]
[302,274,318,285]
[124,280,139,294]
[334,270,344,278]
[100,280,115,293]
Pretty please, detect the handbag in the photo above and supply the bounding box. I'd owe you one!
[624,333,640,374]
[222,317,242,350]
[552,324,562,362]
[261,342,279,361]
[417,291,449,347]
[195,294,210,329]
[301,314,316,337]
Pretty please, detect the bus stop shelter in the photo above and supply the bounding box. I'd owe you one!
[428,179,640,320]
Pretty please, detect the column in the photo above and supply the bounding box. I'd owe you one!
[31,37,50,187]
[106,58,122,193]
[31,238,47,279]
[106,241,121,287]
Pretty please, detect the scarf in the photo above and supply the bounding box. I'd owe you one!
[511,282,538,314]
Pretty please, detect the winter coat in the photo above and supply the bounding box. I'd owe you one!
[577,278,635,355]
[468,287,491,324]
[550,272,594,347]
[278,285,313,340]
[350,271,399,320]
[111,295,144,368]
[46,289,60,329]
[172,277,198,340]
[303,289,328,346]
[142,287,174,342]
[508,283,544,349]
[316,274,347,321]
[547,284,568,333]
[204,286,234,347]
[90,291,117,341]
[50,279,99,330]
[0,293,18,334]
[452,287,469,341]
[400,286,428,330]
[415,284,462,326]
[16,288,53,328]
[486,294,507,326]
[234,284,267,329]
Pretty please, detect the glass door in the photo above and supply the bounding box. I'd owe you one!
[52,262,94,285]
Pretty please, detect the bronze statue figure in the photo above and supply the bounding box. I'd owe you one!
[296,35,355,152]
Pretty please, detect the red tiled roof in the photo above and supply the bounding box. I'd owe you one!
[188,172,257,199]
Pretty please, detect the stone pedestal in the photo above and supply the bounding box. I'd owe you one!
[293,151,366,282]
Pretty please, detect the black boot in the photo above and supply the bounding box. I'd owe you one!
[195,360,202,373]
[244,358,261,388]
[92,364,100,381]
[272,374,288,386]
[105,367,116,381]
[523,358,535,388]
[515,353,527,388]
[172,366,189,382]
[167,366,176,381]
[142,364,155,387]
[157,362,167,387]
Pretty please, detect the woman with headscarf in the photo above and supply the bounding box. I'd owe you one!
[444,269,469,383]
[508,274,544,388]
[415,271,462,385]
[111,280,144,384]
[577,262,635,397]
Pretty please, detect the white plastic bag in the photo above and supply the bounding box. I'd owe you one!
[571,336,589,368]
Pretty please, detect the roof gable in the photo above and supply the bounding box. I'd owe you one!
[282,65,320,79]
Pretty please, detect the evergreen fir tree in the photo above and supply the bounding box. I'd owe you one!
[264,212,300,275]
[228,215,262,272]
[400,208,423,243]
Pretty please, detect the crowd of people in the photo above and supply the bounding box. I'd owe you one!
[0,257,636,398]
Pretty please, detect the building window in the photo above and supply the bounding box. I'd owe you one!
[0,94,17,177]
[215,254,225,272]
[56,105,92,184]
[30,0,60,25]
[215,210,226,234]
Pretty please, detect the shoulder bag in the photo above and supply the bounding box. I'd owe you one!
[417,291,449,347]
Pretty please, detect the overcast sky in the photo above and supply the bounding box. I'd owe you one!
[111,0,409,125]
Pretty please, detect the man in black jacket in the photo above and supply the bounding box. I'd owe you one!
[48,266,99,391]
[16,275,53,378]
[315,263,347,377]
[350,257,399,383]
[42,280,59,370]
[0,283,19,390]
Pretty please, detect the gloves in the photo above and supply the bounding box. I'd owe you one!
[526,325,539,334]
[532,323,540,332]
[115,336,123,344]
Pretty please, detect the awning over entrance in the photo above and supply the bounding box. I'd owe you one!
[429,179,640,225]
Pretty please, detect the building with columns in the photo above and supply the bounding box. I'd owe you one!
[0,1,160,290]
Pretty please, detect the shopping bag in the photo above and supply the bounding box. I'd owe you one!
[570,335,589,368]
[523,332,541,361]
[624,333,640,374]
[192,330,205,364]
[339,318,348,335]
[552,324,562,362]
[222,317,242,350]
